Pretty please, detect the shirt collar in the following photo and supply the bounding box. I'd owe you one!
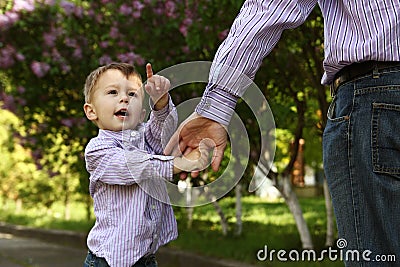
[97,123,146,149]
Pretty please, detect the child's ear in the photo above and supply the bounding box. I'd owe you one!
[83,103,97,121]
[139,109,146,122]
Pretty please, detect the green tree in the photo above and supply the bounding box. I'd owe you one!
[0,105,54,211]
[0,0,244,219]
[0,0,241,179]
[1,0,333,246]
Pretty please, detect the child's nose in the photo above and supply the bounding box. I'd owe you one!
[120,93,129,103]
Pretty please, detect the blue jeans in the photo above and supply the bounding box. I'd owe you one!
[323,66,400,266]
[83,251,158,267]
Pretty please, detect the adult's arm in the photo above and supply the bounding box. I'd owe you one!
[165,0,317,170]
[196,0,317,124]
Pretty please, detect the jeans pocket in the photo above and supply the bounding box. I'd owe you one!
[327,96,351,122]
[371,102,400,176]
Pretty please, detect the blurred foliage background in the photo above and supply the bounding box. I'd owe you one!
[0,0,333,259]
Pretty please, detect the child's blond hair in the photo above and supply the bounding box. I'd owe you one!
[83,62,142,103]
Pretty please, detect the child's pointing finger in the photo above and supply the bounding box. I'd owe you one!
[146,63,153,78]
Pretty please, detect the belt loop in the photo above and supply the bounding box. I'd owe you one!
[373,63,380,79]
[330,77,340,97]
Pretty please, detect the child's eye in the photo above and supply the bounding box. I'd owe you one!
[128,91,137,97]
[107,89,117,95]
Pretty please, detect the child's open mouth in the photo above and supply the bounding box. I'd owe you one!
[115,109,128,119]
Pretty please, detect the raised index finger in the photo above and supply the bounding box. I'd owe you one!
[146,63,153,78]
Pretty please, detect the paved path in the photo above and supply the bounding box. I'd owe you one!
[0,223,257,267]
[0,232,86,267]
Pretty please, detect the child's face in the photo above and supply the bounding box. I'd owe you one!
[84,69,146,131]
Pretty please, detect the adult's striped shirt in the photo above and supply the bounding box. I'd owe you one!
[196,0,400,125]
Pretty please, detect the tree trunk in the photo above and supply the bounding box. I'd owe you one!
[64,194,71,220]
[280,174,313,249]
[212,199,228,236]
[15,198,22,213]
[185,179,194,229]
[186,206,194,229]
[257,162,314,249]
[85,194,92,221]
[205,190,228,236]
[323,178,335,247]
[62,174,70,220]
[2,196,7,209]
[235,183,243,236]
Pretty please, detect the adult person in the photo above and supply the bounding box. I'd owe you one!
[165,1,400,266]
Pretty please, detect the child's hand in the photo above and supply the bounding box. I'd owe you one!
[173,143,210,175]
[145,63,170,110]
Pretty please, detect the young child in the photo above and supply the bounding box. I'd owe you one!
[83,62,208,267]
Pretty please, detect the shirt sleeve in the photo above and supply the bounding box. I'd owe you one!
[85,137,174,194]
[145,95,178,155]
[196,0,317,125]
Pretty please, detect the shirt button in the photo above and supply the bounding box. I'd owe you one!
[131,131,137,137]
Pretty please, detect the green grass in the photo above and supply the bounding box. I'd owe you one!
[0,200,94,233]
[169,196,341,266]
[0,196,344,266]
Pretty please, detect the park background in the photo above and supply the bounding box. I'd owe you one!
[0,1,342,266]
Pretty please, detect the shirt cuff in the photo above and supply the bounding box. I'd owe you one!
[152,155,175,181]
[195,86,238,125]
[149,95,175,119]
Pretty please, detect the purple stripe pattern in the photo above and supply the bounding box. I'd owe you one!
[196,0,400,125]
[85,98,178,267]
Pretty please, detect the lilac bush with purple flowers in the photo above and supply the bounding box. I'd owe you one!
[0,2,327,238]
[0,0,241,200]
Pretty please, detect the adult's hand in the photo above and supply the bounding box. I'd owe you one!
[164,112,228,173]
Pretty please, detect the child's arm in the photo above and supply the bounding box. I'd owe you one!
[144,63,178,154]
[85,135,209,193]
[172,144,210,174]
[85,136,175,191]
